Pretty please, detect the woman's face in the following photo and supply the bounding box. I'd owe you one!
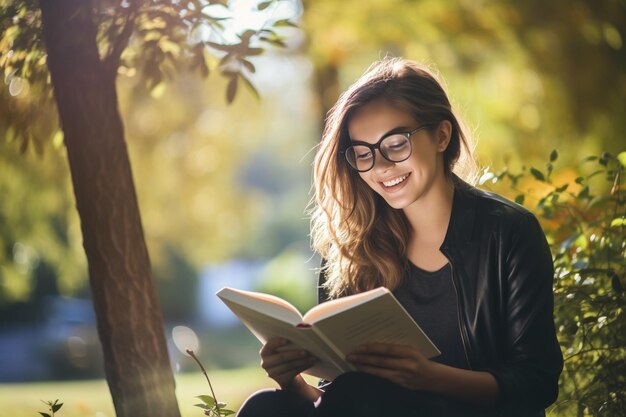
[347,99,450,210]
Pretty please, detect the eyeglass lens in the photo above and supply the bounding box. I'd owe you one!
[345,134,411,172]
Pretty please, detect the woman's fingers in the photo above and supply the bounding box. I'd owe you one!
[262,348,312,369]
[263,350,317,376]
[269,355,317,379]
[347,353,410,370]
[259,338,317,387]
[260,337,288,356]
[355,342,422,358]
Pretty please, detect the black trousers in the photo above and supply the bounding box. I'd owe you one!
[236,372,448,417]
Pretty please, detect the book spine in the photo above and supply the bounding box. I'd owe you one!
[311,326,354,373]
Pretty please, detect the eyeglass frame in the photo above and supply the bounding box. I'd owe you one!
[342,123,438,172]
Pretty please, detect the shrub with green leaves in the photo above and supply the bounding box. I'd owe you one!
[187,349,235,416]
[39,399,63,417]
[482,151,626,416]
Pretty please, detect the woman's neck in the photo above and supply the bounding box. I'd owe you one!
[403,174,455,247]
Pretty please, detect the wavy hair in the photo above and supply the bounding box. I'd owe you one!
[310,57,477,298]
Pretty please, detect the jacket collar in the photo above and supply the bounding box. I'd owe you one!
[441,175,478,252]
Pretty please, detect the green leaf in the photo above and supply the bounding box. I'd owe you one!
[617,151,626,168]
[550,149,558,162]
[610,217,625,227]
[599,152,611,166]
[194,403,210,409]
[39,413,51,417]
[515,194,525,205]
[543,206,554,219]
[555,184,569,193]
[51,403,63,412]
[273,19,299,28]
[258,28,278,36]
[578,186,590,200]
[220,409,236,416]
[257,1,272,11]
[260,36,286,47]
[196,395,216,406]
[530,167,545,181]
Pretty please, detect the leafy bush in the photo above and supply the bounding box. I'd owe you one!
[482,151,626,416]
[39,399,63,417]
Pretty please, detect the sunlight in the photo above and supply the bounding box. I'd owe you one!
[200,0,301,44]
[172,325,200,355]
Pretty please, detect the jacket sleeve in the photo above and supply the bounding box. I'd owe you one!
[488,212,564,412]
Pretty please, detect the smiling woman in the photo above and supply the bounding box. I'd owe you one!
[232,57,563,417]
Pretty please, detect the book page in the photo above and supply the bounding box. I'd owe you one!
[220,301,348,380]
[217,287,302,325]
[302,287,389,323]
[313,291,440,359]
[276,328,354,381]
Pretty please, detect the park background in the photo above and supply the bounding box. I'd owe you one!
[0,0,624,416]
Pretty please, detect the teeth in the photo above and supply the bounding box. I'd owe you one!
[382,174,408,187]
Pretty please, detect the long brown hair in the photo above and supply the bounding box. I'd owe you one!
[310,57,477,298]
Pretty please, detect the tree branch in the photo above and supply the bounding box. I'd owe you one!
[102,0,141,79]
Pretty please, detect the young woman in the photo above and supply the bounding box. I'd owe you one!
[237,57,563,417]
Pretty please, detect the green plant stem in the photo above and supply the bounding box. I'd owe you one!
[186,349,221,416]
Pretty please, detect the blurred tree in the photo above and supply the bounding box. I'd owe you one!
[303,0,625,162]
[0,134,85,305]
[0,0,296,415]
[507,0,626,153]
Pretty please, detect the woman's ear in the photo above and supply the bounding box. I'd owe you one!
[435,120,452,152]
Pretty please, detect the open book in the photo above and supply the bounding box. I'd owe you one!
[216,286,440,381]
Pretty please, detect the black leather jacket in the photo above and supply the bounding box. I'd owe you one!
[318,178,563,416]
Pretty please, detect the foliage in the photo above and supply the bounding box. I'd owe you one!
[304,0,626,157]
[482,150,626,416]
[0,0,305,304]
[194,395,234,417]
[38,399,63,417]
[186,349,235,417]
[0,0,298,151]
[0,136,85,304]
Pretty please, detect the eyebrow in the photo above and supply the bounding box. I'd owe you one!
[350,125,413,144]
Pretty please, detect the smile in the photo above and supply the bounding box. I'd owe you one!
[382,173,410,188]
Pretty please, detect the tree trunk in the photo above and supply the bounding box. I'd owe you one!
[39,1,181,416]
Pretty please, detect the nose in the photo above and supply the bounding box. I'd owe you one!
[372,150,395,172]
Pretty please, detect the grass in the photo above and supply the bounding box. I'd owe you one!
[0,367,276,417]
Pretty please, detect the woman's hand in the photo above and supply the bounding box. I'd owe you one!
[348,342,499,406]
[346,342,438,391]
[260,337,318,393]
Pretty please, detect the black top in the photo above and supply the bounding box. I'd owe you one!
[394,262,469,370]
[395,262,489,415]
[317,176,563,416]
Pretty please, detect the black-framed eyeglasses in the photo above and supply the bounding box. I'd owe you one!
[343,123,436,172]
